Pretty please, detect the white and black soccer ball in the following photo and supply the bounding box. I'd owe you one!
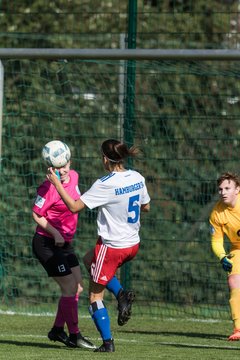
[42,140,71,168]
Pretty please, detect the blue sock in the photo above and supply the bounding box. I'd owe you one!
[89,300,112,340]
[106,276,122,298]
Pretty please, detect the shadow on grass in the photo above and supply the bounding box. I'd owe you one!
[156,342,240,351]
[0,339,95,352]
[0,339,74,349]
[118,329,240,350]
[118,329,226,340]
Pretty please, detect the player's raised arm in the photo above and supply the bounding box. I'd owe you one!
[47,167,85,213]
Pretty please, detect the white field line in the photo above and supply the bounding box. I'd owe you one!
[0,309,89,317]
[0,309,229,323]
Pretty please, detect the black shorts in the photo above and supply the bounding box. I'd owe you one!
[32,233,79,277]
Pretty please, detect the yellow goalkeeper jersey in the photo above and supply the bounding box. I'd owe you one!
[210,193,240,259]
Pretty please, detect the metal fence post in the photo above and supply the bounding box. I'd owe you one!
[121,0,138,290]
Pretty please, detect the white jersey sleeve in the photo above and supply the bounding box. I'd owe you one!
[80,175,112,209]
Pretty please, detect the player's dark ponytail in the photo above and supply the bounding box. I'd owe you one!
[101,139,140,163]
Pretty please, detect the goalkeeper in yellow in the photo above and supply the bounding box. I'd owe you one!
[210,172,240,341]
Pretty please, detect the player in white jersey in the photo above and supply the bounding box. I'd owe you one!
[47,139,150,352]
[81,169,148,248]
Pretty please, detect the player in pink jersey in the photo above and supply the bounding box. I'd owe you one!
[32,144,96,350]
[47,139,150,352]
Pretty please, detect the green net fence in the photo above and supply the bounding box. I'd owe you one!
[1,57,239,318]
[0,0,240,319]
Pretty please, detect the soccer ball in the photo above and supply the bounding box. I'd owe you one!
[42,140,71,168]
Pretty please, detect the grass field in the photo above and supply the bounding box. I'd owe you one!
[1,311,240,360]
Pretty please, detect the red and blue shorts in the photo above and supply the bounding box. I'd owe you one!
[91,237,139,285]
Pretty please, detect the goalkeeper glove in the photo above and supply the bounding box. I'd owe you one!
[220,254,233,272]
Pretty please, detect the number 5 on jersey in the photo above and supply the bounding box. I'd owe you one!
[128,195,140,223]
